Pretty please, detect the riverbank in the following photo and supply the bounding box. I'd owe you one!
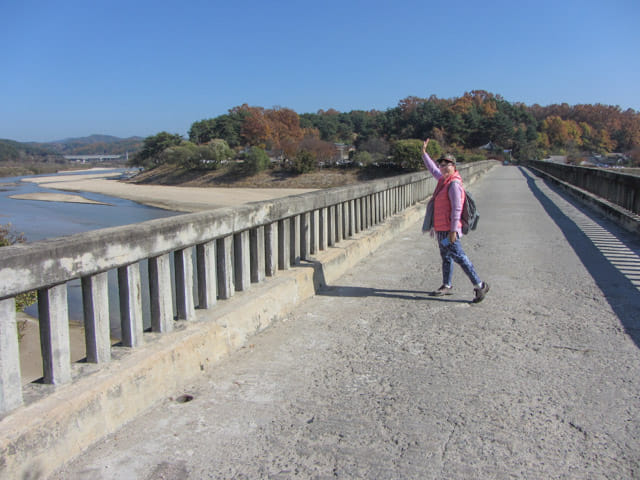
[18,164,403,212]
[20,169,319,212]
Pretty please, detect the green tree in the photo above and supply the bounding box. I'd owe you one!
[202,139,234,168]
[189,110,248,147]
[425,138,443,160]
[352,150,373,166]
[391,139,424,169]
[130,132,183,168]
[290,149,317,174]
[245,146,270,174]
[159,143,198,167]
[358,137,390,163]
[160,139,233,170]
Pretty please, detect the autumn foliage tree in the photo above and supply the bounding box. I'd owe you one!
[180,92,639,170]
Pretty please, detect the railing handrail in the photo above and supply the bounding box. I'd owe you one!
[0,169,429,299]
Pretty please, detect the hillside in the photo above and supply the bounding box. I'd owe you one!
[43,135,143,155]
[0,139,62,163]
[0,135,143,163]
[129,164,403,189]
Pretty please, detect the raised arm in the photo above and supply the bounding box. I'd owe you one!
[422,139,442,180]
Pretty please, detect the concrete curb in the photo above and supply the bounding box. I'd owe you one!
[1,199,427,480]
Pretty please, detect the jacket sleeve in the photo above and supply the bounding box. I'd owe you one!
[448,181,463,234]
[422,152,443,181]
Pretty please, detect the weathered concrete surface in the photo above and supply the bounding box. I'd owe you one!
[51,166,640,479]
[1,182,432,480]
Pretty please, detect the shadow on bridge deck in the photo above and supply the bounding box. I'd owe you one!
[521,166,640,348]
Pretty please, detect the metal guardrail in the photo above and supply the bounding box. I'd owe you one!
[0,161,494,415]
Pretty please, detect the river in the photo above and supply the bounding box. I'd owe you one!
[0,168,179,242]
[1,169,182,334]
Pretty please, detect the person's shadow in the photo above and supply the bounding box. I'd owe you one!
[520,166,640,348]
[299,261,470,304]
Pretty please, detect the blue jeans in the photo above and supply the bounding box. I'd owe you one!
[436,231,481,286]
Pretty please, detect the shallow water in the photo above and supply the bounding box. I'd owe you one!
[1,169,182,336]
[0,169,179,242]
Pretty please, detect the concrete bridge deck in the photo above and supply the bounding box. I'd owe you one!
[51,166,640,479]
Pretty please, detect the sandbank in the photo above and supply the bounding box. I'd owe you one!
[9,192,111,205]
[22,173,317,212]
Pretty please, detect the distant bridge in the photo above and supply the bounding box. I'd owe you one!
[63,154,126,162]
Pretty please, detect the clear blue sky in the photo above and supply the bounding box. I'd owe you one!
[1,0,638,143]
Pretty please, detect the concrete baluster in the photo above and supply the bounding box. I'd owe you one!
[394,187,399,214]
[264,222,278,276]
[384,190,389,218]
[118,263,144,347]
[234,231,251,292]
[278,219,290,270]
[290,215,301,265]
[196,241,217,309]
[319,207,328,251]
[364,195,370,229]
[354,198,361,234]
[0,298,22,414]
[301,212,310,260]
[149,254,174,332]
[310,210,319,254]
[250,226,265,283]
[82,272,111,363]
[382,191,388,220]
[340,203,347,239]
[336,203,343,242]
[38,284,71,384]
[373,194,379,225]
[175,248,196,320]
[327,206,335,247]
[216,235,235,299]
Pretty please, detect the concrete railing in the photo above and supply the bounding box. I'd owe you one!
[527,160,640,215]
[0,161,495,416]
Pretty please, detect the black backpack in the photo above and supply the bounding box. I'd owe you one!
[460,188,479,234]
[451,180,479,234]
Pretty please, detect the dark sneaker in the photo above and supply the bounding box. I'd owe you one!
[431,285,453,296]
[472,281,490,303]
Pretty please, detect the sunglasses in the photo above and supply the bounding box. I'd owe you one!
[438,161,454,167]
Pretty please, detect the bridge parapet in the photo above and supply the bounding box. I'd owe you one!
[526,160,640,235]
[4,169,427,411]
[527,160,640,215]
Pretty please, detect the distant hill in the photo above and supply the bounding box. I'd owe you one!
[0,138,61,162]
[0,135,144,162]
[52,134,131,144]
[40,135,144,156]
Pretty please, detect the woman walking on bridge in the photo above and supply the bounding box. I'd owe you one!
[422,139,489,303]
